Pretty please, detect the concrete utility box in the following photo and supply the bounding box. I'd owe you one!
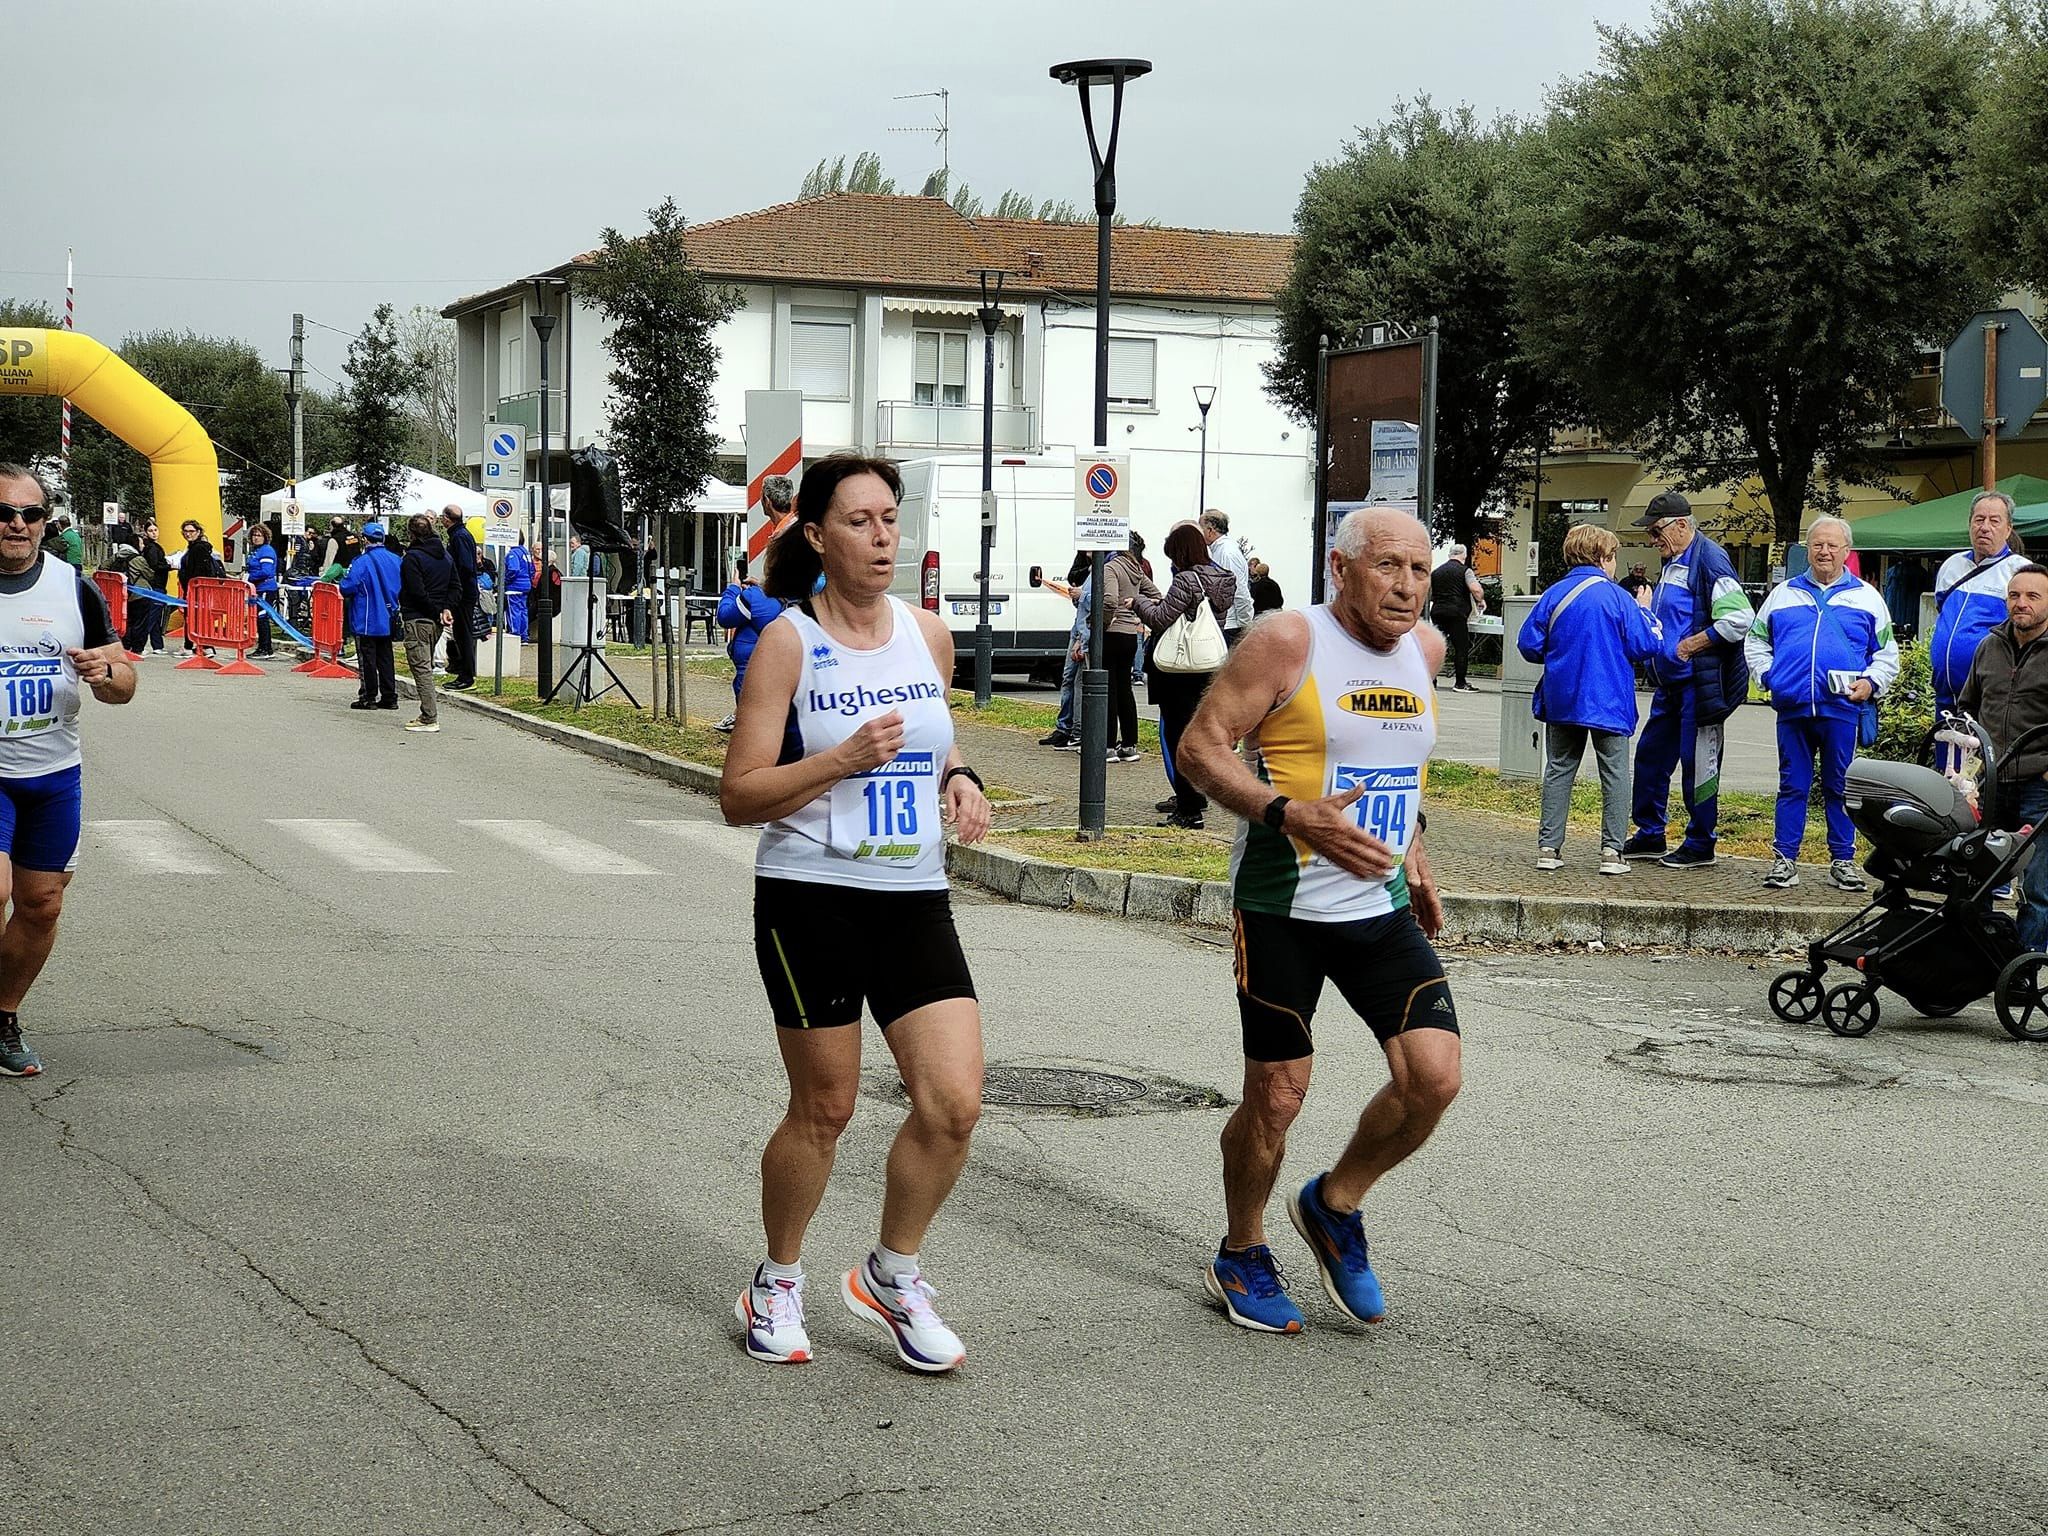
[1498,593,1543,781]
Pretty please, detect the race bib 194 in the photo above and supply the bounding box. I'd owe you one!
[1330,763,1420,856]
[829,750,939,863]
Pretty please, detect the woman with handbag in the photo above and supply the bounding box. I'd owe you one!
[1130,520,1237,829]
[1099,534,1160,763]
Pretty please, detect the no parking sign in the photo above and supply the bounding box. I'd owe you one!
[484,494,519,548]
[1074,451,1130,551]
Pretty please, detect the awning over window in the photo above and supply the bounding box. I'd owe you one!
[881,296,1026,319]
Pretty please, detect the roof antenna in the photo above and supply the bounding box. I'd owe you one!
[890,88,950,194]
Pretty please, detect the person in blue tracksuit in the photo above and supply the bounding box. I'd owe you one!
[1746,517,1899,893]
[1622,490,1756,870]
[1517,523,1664,876]
[338,521,402,710]
[244,523,280,657]
[713,555,785,732]
[502,541,536,640]
[1930,491,2022,749]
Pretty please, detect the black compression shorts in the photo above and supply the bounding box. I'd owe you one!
[754,876,976,1030]
[1232,906,1458,1062]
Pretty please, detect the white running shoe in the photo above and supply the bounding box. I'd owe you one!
[841,1254,965,1373]
[1599,848,1629,876]
[1535,847,1563,871]
[735,1265,811,1364]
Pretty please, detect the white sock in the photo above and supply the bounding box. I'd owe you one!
[760,1257,803,1284]
[871,1243,919,1283]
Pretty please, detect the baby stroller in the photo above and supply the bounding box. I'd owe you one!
[1766,713,2048,1041]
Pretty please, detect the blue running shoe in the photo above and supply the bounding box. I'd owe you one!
[1204,1243,1305,1333]
[1287,1174,1385,1323]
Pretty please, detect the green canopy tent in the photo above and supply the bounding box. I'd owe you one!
[1846,474,2048,552]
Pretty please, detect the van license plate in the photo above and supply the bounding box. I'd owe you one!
[951,602,1001,616]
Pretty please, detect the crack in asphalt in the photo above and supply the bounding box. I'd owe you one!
[19,1087,614,1536]
[653,1483,938,1534]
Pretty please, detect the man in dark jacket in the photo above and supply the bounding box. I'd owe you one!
[439,505,480,691]
[1958,562,2048,950]
[398,513,455,734]
[1428,544,1485,690]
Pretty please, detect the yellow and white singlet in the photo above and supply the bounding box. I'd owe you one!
[1230,605,1437,922]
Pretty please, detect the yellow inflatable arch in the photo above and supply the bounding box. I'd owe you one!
[0,328,221,546]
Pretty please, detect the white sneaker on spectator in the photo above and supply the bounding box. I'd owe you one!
[1535,847,1563,871]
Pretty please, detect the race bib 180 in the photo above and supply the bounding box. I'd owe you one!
[0,658,62,735]
[1330,764,1420,855]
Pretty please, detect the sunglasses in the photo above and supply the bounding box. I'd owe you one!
[0,503,49,525]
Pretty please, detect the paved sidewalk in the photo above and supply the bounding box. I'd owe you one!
[963,717,1864,917]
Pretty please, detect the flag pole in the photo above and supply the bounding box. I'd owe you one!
[61,249,74,490]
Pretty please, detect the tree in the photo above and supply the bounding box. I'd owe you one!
[1955,2,2048,292]
[395,305,458,476]
[337,303,426,519]
[1266,101,1568,547]
[65,331,292,527]
[584,198,738,714]
[0,299,62,469]
[797,152,896,199]
[1513,0,1991,546]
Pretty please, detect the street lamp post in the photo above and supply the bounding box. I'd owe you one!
[530,298,558,697]
[972,267,1010,709]
[1050,56,1151,841]
[1192,384,1216,514]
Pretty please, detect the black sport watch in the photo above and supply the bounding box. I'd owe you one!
[1262,795,1291,830]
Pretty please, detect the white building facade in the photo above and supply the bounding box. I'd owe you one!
[445,194,1313,591]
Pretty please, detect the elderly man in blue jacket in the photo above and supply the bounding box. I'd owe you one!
[1518,523,1664,876]
[1930,491,2023,751]
[1747,517,1899,892]
[1622,491,1756,870]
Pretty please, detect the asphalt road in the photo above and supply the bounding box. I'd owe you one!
[3,662,2042,1536]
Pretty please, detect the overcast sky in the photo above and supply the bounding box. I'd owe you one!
[9,0,1663,384]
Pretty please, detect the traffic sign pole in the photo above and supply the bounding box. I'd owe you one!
[1984,319,2003,492]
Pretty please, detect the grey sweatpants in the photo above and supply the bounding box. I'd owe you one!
[1539,722,1632,853]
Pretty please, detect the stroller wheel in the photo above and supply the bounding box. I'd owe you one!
[1994,953,2048,1041]
[1821,981,1880,1037]
[1768,970,1824,1024]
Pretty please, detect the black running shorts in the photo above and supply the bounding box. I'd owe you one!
[1232,905,1458,1062]
[754,876,977,1030]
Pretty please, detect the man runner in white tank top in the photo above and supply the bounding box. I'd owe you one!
[1182,507,1458,1334]
[0,464,138,1079]
[720,455,992,1374]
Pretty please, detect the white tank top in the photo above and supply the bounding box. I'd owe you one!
[0,555,90,777]
[754,596,954,891]
[1230,606,1437,922]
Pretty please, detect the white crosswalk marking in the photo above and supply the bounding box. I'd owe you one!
[268,820,450,873]
[630,819,756,868]
[83,820,225,875]
[459,820,657,876]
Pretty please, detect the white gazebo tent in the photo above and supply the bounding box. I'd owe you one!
[258,466,488,531]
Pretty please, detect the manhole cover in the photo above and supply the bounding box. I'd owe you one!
[981,1065,1150,1109]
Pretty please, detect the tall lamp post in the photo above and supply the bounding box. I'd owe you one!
[1050,55,1151,841]
[971,267,1011,709]
[530,293,557,696]
[1191,384,1216,514]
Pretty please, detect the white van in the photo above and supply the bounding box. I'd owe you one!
[892,451,1083,679]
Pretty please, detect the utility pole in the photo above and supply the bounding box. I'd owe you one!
[287,313,305,487]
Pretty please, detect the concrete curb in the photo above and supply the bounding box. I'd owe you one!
[409,680,1827,952]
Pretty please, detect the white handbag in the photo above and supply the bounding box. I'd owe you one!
[1154,589,1228,673]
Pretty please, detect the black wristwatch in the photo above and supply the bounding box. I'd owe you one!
[1263,794,1291,830]
[943,765,984,792]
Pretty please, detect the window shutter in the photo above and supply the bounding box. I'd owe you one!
[914,331,940,384]
[791,321,852,399]
[1107,338,1154,405]
[941,333,968,388]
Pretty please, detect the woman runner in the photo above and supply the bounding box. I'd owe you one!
[719,454,991,1373]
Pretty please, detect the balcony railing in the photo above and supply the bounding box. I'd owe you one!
[494,392,567,439]
[876,400,1036,454]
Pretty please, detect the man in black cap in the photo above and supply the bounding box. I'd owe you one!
[1620,491,1754,869]
[439,505,480,691]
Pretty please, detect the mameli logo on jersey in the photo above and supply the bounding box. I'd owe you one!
[1337,685,1425,719]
